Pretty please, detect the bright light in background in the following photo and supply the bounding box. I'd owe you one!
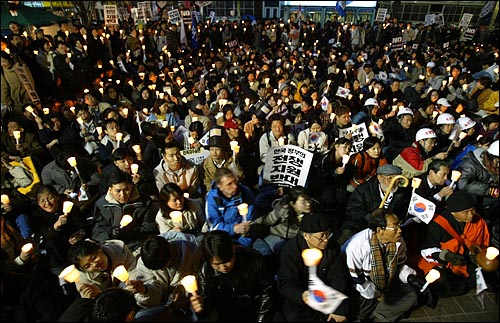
[283,1,377,7]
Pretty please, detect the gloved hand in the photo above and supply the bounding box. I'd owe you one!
[407,274,427,291]
[109,227,121,239]
[487,187,499,198]
[439,249,466,266]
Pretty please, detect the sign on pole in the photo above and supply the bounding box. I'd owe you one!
[138,2,153,20]
[103,5,119,27]
[458,13,473,28]
[375,8,387,22]
[263,145,313,187]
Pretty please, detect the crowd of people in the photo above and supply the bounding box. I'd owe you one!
[1,9,499,322]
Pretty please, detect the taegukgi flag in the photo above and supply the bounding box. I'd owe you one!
[407,192,436,224]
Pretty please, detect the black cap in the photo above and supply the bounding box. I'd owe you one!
[447,191,477,212]
[299,213,331,233]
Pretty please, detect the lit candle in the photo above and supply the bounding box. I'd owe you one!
[83,45,87,51]
[161,121,168,128]
[170,125,175,133]
[458,132,467,141]
[237,203,248,222]
[159,92,165,99]
[96,127,103,135]
[412,178,422,189]
[301,248,323,267]
[130,163,139,175]
[21,242,33,253]
[188,137,195,145]
[67,52,72,58]
[25,106,36,117]
[330,113,336,122]
[183,192,190,199]
[486,247,499,260]
[230,140,239,151]
[59,264,81,283]
[76,117,84,127]
[170,211,183,225]
[67,157,77,167]
[132,145,141,155]
[192,116,198,122]
[278,137,285,146]
[63,201,74,215]
[462,84,468,91]
[122,108,128,117]
[13,130,21,145]
[420,268,440,292]
[120,214,133,228]
[245,98,250,106]
[115,132,123,147]
[43,108,49,114]
[33,50,39,55]
[1,194,10,205]
[180,275,198,295]
[432,111,439,119]
[139,72,145,80]
[342,154,350,167]
[112,265,129,282]
[233,145,240,154]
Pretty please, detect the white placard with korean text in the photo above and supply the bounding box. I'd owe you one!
[103,5,119,27]
[181,148,210,165]
[168,9,182,24]
[263,145,313,188]
[339,123,370,154]
[375,8,387,22]
[458,13,473,29]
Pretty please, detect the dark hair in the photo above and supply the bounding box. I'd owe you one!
[363,136,381,151]
[368,208,393,231]
[107,171,132,187]
[68,239,101,269]
[478,76,492,88]
[428,159,450,173]
[201,230,234,263]
[188,120,204,137]
[164,141,181,152]
[88,287,136,322]
[140,122,156,137]
[285,186,311,205]
[111,147,132,161]
[36,184,59,199]
[159,183,187,212]
[140,236,172,270]
[334,105,351,116]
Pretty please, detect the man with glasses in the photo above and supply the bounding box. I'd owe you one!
[277,212,350,322]
[343,208,419,322]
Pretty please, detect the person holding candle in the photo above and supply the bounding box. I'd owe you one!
[393,128,449,179]
[297,116,329,153]
[187,230,275,322]
[381,107,417,163]
[184,101,211,134]
[258,114,296,163]
[30,184,90,275]
[98,118,132,165]
[205,168,256,247]
[202,127,243,193]
[414,191,492,298]
[432,112,459,154]
[456,140,499,225]
[127,234,198,319]
[1,118,45,169]
[66,238,137,300]
[156,183,206,236]
[342,208,419,322]
[92,171,159,253]
[324,105,353,145]
[277,212,350,322]
[74,105,100,157]
[99,147,158,198]
[153,141,201,198]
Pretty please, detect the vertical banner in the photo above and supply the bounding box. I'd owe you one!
[103,5,119,27]
[138,2,153,20]
[263,145,313,187]
[15,64,41,105]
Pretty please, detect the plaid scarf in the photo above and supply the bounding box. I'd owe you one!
[370,232,398,290]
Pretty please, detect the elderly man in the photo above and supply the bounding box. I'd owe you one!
[414,191,490,298]
[343,208,419,322]
[339,164,411,245]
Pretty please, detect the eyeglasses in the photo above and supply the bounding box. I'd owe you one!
[38,196,56,204]
[384,222,402,231]
[308,232,333,241]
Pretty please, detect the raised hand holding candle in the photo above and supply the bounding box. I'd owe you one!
[170,211,183,226]
[113,265,129,282]
[131,164,139,175]
[67,157,77,167]
[449,170,461,187]
[301,248,323,267]
[1,194,10,205]
[412,178,422,189]
[25,106,36,117]
[180,275,198,295]
[237,203,249,222]
[120,214,133,228]
[13,130,21,145]
[59,264,81,283]
[21,242,33,253]
[230,140,239,151]
[420,268,440,293]
[63,201,74,215]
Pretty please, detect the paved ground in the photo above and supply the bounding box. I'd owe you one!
[400,289,499,322]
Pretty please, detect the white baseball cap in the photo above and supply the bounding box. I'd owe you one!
[437,98,451,107]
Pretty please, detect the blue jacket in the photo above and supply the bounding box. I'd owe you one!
[205,182,255,246]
